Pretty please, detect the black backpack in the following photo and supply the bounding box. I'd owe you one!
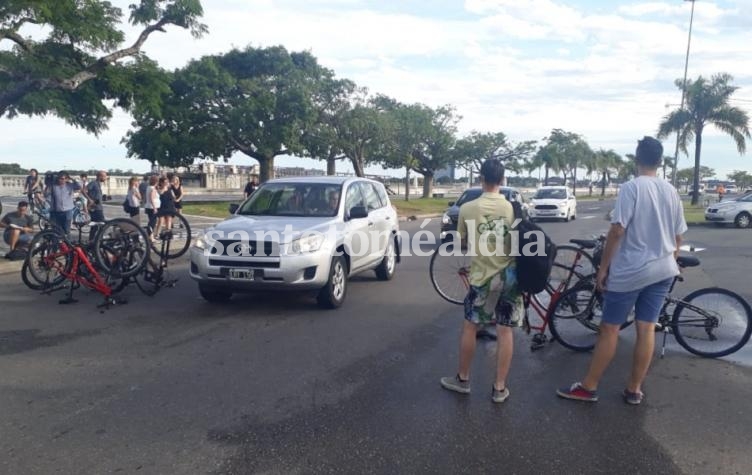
[511,201,557,293]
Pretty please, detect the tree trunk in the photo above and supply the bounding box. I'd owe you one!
[691,128,703,206]
[572,169,577,196]
[351,156,365,177]
[326,154,336,176]
[600,171,607,197]
[422,173,434,198]
[259,157,274,183]
[405,167,410,202]
[544,165,549,186]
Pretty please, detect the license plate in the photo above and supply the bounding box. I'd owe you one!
[538,210,556,215]
[229,269,254,280]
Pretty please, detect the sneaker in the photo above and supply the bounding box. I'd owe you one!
[556,382,598,402]
[622,389,644,405]
[492,386,510,403]
[440,375,471,394]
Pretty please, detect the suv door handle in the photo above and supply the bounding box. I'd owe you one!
[385,216,391,220]
[368,221,374,226]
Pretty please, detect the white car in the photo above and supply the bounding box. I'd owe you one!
[705,192,752,228]
[528,186,577,222]
[190,177,401,308]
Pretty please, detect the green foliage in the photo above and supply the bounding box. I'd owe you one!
[0,1,205,132]
[453,131,536,178]
[727,170,752,189]
[125,46,333,182]
[0,162,28,174]
[657,73,751,204]
[534,129,592,191]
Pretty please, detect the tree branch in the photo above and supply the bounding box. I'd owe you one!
[0,18,172,117]
[0,30,31,51]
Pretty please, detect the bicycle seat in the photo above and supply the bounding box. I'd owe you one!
[569,238,597,249]
[677,255,700,268]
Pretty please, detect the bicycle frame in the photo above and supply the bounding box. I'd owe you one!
[40,240,113,299]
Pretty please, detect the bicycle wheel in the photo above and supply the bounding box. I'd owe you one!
[551,244,597,290]
[429,245,471,305]
[152,213,191,259]
[672,287,752,358]
[26,230,71,288]
[93,218,150,278]
[134,254,162,296]
[21,259,43,291]
[547,280,604,351]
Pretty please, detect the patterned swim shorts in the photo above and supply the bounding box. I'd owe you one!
[464,266,524,327]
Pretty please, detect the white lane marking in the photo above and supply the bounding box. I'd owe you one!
[680,245,706,252]
[587,207,602,211]
[580,216,595,220]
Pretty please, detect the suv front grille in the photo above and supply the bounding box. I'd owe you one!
[535,204,558,210]
[210,240,279,257]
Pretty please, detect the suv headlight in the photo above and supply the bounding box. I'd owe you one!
[442,213,451,225]
[288,234,325,254]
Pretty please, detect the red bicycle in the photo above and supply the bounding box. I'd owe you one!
[25,219,150,307]
[429,243,594,350]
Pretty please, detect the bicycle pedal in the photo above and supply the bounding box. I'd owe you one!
[530,342,545,351]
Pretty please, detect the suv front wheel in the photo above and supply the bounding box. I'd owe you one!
[317,255,348,309]
[375,237,396,281]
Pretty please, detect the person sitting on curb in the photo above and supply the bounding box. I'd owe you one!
[1,201,34,256]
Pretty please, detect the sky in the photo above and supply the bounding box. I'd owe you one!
[2,0,752,179]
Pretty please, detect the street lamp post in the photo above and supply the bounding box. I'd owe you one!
[671,0,697,187]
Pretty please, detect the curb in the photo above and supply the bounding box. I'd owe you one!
[0,259,22,276]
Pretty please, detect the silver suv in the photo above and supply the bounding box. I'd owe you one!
[190,177,401,308]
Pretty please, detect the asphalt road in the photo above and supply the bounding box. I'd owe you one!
[1,199,751,474]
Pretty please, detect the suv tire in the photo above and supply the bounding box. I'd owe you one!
[375,237,396,281]
[199,284,232,303]
[317,255,347,309]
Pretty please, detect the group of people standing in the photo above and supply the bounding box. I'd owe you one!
[12,169,185,246]
[129,173,184,241]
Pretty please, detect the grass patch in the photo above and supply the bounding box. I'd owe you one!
[390,197,450,216]
[181,201,235,218]
[683,202,706,224]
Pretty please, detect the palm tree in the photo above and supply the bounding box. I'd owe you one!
[658,73,751,205]
[594,149,622,196]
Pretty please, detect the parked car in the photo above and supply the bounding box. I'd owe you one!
[439,186,529,241]
[190,177,401,308]
[705,192,752,228]
[725,184,738,194]
[528,186,577,222]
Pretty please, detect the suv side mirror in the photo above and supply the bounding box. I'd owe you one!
[448,201,455,207]
[229,203,239,214]
[348,206,368,220]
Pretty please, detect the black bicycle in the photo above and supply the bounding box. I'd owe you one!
[547,255,752,358]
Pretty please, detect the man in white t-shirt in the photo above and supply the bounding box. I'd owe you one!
[557,136,687,405]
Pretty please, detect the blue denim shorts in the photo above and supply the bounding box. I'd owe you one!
[601,278,673,326]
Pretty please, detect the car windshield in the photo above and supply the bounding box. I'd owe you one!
[534,188,567,199]
[454,188,514,207]
[237,183,343,217]
[455,189,482,206]
[735,192,752,202]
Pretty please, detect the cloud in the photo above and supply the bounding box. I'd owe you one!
[4,0,752,179]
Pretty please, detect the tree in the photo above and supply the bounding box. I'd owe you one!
[301,78,357,176]
[335,96,392,178]
[535,129,592,194]
[728,170,752,189]
[592,150,622,196]
[125,46,331,182]
[383,104,460,198]
[453,131,536,185]
[658,73,751,204]
[0,162,28,174]
[0,0,206,133]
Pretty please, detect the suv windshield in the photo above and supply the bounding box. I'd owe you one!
[534,188,567,199]
[238,183,343,217]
